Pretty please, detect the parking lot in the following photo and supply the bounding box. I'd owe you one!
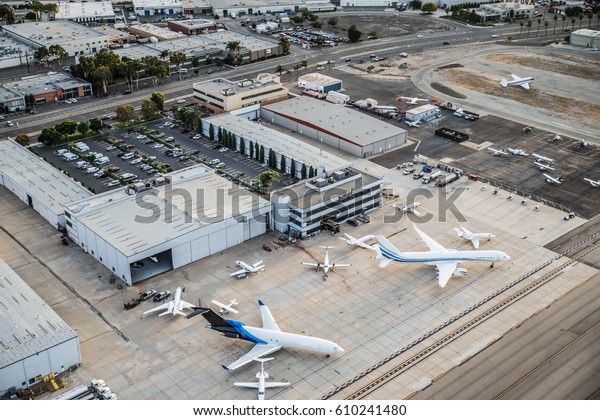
[36,117,295,194]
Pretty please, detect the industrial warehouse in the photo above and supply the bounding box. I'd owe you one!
[0,259,81,396]
[260,96,407,157]
[63,166,271,285]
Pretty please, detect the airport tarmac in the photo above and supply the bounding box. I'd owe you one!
[1,153,598,400]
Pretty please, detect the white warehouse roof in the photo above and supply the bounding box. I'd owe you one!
[0,259,78,368]
[0,140,93,215]
[298,73,341,87]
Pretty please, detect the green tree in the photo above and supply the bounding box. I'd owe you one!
[526,20,533,37]
[141,99,159,120]
[311,21,322,29]
[578,13,584,29]
[79,55,97,79]
[89,118,102,133]
[159,49,171,69]
[571,17,576,31]
[368,31,378,39]
[301,163,307,179]
[348,25,362,43]
[226,40,242,65]
[239,137,245,154]
[77,121,90,135]
[258,170,280,192]
[421,2,437,13]
[0,5,16,24]
[544,20,549,36]
[536,18,542,36]
[291,15,304,24]
[95,48,120,69]
[33,46,50,68]
[49,44,67,65]
[93,66,113,95]
[519,20,525,38]
[410,0,422,9]
[254,142,259,160]
[280,154,286,173]
[150,91,165,113]
[15,134,30,146]
[301,59,308,72]
[587,12,593,28]
[39,128,63,146]
[55,120,78,136]
[209,123,215,141]
[279,37,291,55]
[275,64,286,76]
[259,145,265,163]
[553,14,559,34]
[268,149,276,168]
[308,166,315,178]
[315,36,325,47]
[328,17,338,27]
[290,159,296,178]
[116,104,135,122]
[249,140,254,159]
[170,51,187,79]
[218,127,223,144]
[148,65,168,86]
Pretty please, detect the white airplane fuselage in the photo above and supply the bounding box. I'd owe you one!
[382,250,509,265]
[236,325,344,355]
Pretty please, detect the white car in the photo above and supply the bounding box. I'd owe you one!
[176,99,186,104]
[136,134,147,140]
[86,166,99,174]
[218,147,228,152]
[71,98,78,103]
[107,180,121,188]
[6,121,14,127]
[106,145,116,151]
[417,34,423,38]
[491,34,499,38]
[399,52,408,57]
[165,136,174,142]
[316,66,324,70]
[130,158,142,164]
[192,134,201,140]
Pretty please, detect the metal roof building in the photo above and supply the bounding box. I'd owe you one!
[0,259,81,395]
[260,96,407,158]
[201,113,350,178]
[64,165,271,285]
[0,139,93,229]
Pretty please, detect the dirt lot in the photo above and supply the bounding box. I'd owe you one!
[329,14,451,38]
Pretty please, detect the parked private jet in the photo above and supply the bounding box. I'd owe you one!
[186,300,344,371]
[374,224,510,287]
[234,358,290,400]
[488,147,508,156]
[397,96,429,104]
[340,233,375,250]
[500,74,534,89]
[533,161,555,171]
[584,178,600,188]
[396,202,421,215]
[453,226,496,249]
[544,173,563,184]
[507,148,529,156]
[405,120,422,127]
[143,287,194,317]
[230,260,265,277]
[302,246,351,280]
[211,299,239,314]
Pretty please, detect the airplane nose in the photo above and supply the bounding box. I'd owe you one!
[504,253,511,261]
[335,346,345,353]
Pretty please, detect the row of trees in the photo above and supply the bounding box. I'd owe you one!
[39,118,103,146]
[517,12,597,37]
[33,44,67,67]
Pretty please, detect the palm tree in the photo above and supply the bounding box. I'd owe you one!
[561,15,567,33]
[544,20,549,36]
[300,59,308,72]
[578,13,584,29]
[275,64,285,76]
[519,20,524,38]
[587,12,593,28]
[526,20,533,38]
[225,40,241,65]
[536,18,541,36]
[571,17,576,31]
[159,49,171,70]
[327,60,333,70]
[553,14,558,34]
[170,51,187,80]
[293,63,301,75]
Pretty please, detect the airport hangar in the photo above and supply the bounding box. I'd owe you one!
[260,96,407,158]
[0,140,93,230]
[63,165,271,285]
[0,259,81,396]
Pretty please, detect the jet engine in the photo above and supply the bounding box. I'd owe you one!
[221,332,242,339]
[453,268,468,277]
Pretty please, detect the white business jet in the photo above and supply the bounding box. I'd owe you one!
[301,246,351,280]
[488,147,508,156]
[340,233,375,250]
[211,299,239,314]
[396,202,421,215]
[374,224,510,288]
[186,300,344,371]
[397,96,429,105]
[500,74,534,89]
[584,178,599,188]
[143,287,194,316]
[234,358,290,400]
[230,260,265,277]
[453,226,496,249]
[544,173,563,184]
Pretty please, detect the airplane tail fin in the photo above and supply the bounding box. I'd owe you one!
[453,227,464,238]
[500,79,509,87]
[373,238,397,269]
[159,310,171,317]
[186,307,230,328]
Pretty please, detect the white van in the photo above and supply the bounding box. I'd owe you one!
[95,156,110,166]
[122,153,134,160]
[179,68,188,74]
[63,153,78,161]
[121,173,138,181]
[75,161,87,168]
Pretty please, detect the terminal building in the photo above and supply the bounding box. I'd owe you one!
[201,111,350,178]
[63,165,271,285]
[0,259,81,396]
[298,73,342,94]
[0,140,93,229]
[193,74,289,113]
[260,96,407,158]
[271,167,383,238]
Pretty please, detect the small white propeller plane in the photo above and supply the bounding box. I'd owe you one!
[532,153,554,163]
[500,74,534,89]
[143,287,194,317]
[507,147,529,156]
[396,202,421,216]
[234,358,290,400]
[584,178,599,188]
[533,161,555,171]
[230,260,265,277]
[340,233,375,250]
[211,299,239,314]
[405,120,422,127]
[453,226,496,249]
[186,300,344,371]
[397,96,429,105]
[544,173,563,184]
[301,246,351,280]
[488,147,508,156]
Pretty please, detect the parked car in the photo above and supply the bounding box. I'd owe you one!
[124,297,141,310]
[153,291,171,302]
[347,218,359,227]
[219,147,228,152]
[139,289,157,300]
[165,136,174,142]
[356,214,370,223]
[106,145,116,151]
[192,134,201,140]
[107,180,121,188]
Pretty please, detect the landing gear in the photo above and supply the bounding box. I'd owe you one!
[322,274,328,281]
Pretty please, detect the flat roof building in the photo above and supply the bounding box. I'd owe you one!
[405,104,441,122]
[193,74,289,113]
[0,258,81,395]
[167,18,218,35]
[180,0,213,14]
[478,2,535,22]
[199,30,282,62]
[272,167,383,238]
[570,29,600,48]
[2,21,109,57]
[209,0,335,16]
[2,72,93,106]
[298,73,342,94]
[64,165,271,285]
[132,0,184,16]
[201,112,350,178]
[54,1,116,23]
[0,139,93,229]
[129,23,186,41]
[261,96,407,158]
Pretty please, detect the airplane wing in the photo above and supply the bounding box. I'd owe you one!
[234,382,260,389]
[511,74,520,81]
[471,238,480,249]
[252,260,264,268]
[211,300,240,314]
[224,344,282,371]
[143,302,170,315]
[521,82,531,90]
[412,223,446,252]
[258,300,280,331]
[181,300,195,310]
[230,268,249,277]
[301,262,319,267]
[264,382,291,388]
[436,263,457,288]
[332,263,351,268]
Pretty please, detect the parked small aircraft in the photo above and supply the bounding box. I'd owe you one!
[453,226,496,249]
[500,74,534,89]
[405,120,422,127]
[302,246,351,280]
[397,96,429,104]
[396,202,421,216]
[488,147,508,156]
[186,300,344,371]
[211,299,239,314]
[532,153,555,163]
[507,148,529,156]
[230,260,265,277]
[143,287,194,317]
[533,161,555,171]
[234,358,290,400]
[340,233,375,250]
[583,178,599,188]
[544,173,563,184]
